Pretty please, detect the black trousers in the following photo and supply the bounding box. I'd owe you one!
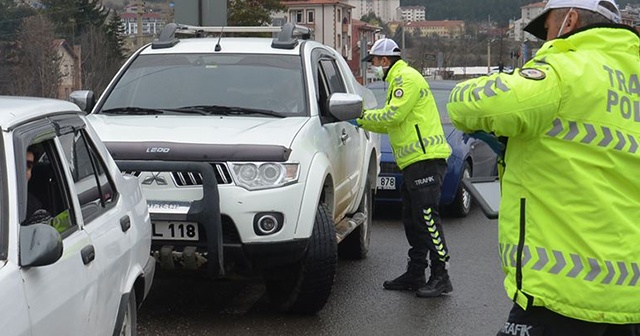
[497,304,640,336]
[400,159,449,272]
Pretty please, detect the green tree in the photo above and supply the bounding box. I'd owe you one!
[104,11,126,60]
[41,0,110,43]
[0,0,36,94]
[228,0,284,26]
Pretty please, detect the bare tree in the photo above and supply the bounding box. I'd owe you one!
[11,15,61,98]
[79,25,124,96]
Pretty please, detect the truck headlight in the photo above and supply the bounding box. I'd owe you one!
[230,162,299,190]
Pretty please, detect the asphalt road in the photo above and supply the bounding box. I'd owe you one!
[137,204,512,336]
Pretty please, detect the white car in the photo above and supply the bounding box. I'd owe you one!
[71,23,380,314]
[0,96,155,336]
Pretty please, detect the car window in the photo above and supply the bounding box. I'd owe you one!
[58,131,117,223]
[23,140,77,235]
[368,82,452,124]
[100,53,307,116]
[319,60,346,93]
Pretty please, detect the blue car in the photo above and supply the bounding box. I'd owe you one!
[367,80,497,217]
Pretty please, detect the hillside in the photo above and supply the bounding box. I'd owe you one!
[400,0,638,24]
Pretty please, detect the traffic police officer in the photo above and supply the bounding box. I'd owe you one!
[447,0,640,333]
[358,38,453,298]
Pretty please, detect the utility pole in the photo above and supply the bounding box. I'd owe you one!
[136,0,143,48]
[487,39,491,74]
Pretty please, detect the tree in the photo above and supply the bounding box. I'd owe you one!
[41,0,110,43]
[104,11,126,60]
[227,0,284,26]
[10,15,62,98]
[0,0,36,94]
[79,25,123,96]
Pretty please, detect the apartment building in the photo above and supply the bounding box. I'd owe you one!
[277,0,355,59]
[342,0,400,22]
[402,20,465,38]
[398,6,425,22]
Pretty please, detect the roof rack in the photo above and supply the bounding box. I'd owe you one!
[151,22,314,50]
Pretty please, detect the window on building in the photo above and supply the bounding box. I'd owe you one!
[337,9,341,23]
[295,10,303,23]
[307,10,314,23]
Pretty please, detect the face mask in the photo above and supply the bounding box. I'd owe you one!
[556,7,574,38]
[372,65,387,79]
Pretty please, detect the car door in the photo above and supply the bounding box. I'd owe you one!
[0,134,30,336]
[15,120,98,336]
[54,116,130,334]
[315,53,361,219]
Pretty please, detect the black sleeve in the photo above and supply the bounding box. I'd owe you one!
[27,192,44,219]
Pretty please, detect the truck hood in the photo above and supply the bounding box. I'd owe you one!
[87,115,309,147]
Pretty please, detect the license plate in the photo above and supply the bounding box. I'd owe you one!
[152,221,199,241]
[377,176,396,190]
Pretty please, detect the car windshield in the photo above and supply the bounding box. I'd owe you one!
[99,53,307,117]
[368,82,452,124]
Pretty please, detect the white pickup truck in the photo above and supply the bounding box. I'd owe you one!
[71,23,380,314]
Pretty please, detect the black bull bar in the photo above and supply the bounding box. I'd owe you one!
[116,160,223,276]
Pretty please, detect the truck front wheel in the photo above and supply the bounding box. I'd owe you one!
[264,203,337,314]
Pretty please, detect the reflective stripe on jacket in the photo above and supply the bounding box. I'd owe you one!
[447,25,640,324]
[358,60,450,169]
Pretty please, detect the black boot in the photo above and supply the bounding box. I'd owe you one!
[416,262,453,297]
[383,264,426,291]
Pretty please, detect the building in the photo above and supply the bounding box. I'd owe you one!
[348,19,382,83]
[277,0,355,59]
[513,1,546,41]
[621,4,640,28]
[342,0,400,22]
[397,6,425,22]
[120,12,166,36]
[401,20,465,38]
[53,39,81,99]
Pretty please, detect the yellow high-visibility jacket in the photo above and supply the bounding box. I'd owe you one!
[447,26,640,323]
[358,60,450,169]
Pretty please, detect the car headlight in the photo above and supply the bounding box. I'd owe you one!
[229,162,299,190]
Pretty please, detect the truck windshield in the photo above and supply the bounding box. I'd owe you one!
[100,53,307,117]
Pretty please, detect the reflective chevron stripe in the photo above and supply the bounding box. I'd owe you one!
[396,135,445,159]
[449,77,510,103]
[423,208,448,262]
[545,118,639,154]
[363,106,398,123]
[506,245,640,287]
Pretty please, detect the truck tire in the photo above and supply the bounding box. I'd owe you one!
[338,179,372,260]
[447,161,472,217]
[264,203,337,314]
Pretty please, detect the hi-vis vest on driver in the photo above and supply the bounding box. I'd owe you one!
[358,60,450,169]
[447,26,640,324]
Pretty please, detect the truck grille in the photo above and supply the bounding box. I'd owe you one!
[171,163,233,186]
[122,163,233,186]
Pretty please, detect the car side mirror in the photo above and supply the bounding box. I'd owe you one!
[69,90,96,113]
[328,93,363,121]
[20,223,63,267]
